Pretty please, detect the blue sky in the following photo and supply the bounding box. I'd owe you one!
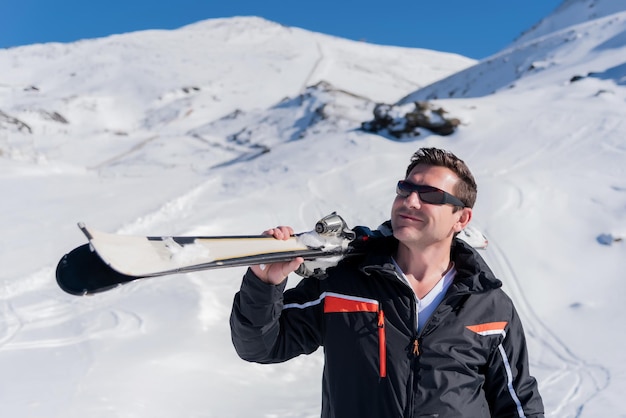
[2,0,564,58]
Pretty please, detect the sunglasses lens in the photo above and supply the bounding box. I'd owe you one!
[396,181,411,197]
[396,181,446,204]
[416,190,444,204]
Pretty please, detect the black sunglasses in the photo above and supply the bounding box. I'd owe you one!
[396,180,466,207]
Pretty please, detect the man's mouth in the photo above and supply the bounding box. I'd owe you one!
[396,212,423,222]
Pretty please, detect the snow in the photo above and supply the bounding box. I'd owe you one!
[1,4,625,417]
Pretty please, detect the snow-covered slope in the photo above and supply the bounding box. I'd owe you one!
[1,6,625,418]
[515,0,626,44]
[399,1,626,101]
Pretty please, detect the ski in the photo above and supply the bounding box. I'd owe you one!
[56,213,361,295]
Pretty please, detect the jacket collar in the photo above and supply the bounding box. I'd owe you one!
[358,237,502,294]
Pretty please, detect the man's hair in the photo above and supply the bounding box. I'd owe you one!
[405,147,477,209]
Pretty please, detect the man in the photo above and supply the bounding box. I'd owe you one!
[230,147,544,417]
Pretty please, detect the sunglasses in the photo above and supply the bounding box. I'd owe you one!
[396,180,466,207]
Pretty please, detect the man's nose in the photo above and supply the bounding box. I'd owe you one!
[403,191,422,208]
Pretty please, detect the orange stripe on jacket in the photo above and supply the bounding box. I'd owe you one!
[466,321,508,335]
[324,295,378,313]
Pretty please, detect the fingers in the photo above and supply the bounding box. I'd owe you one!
[262,226,294,240]
[251,257,303,285]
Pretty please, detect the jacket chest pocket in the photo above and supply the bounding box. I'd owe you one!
[323,292,386,378]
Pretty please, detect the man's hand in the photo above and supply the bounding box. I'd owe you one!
[250,226,304,285]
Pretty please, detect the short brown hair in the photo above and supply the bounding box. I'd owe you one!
[405,147,477,209]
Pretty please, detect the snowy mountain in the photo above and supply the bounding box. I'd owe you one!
[1,3,625,417]
[514,0,626,44]
[399,0,626,101]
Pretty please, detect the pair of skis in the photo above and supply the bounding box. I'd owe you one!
[56,213,366,295]
[55,212,488,296]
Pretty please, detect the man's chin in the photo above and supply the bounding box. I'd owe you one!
[392,226,419,242]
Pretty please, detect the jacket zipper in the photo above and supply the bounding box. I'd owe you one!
[386,267,421,357]
[412,290,473,358]
[378,309,387,378]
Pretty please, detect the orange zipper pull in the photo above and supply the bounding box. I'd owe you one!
[412,338,420,356]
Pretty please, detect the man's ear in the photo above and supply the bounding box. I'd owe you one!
[453,208,472,233]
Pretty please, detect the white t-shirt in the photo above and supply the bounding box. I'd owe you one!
[393,259,456,333]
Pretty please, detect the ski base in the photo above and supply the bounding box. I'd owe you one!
[56,244,139,295]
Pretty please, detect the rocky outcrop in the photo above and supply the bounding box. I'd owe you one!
[361,101,461,139]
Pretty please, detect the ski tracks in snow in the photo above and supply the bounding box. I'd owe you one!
[115,177,218,236]
[0,267,143,353]
[0,176,220,357]
[482,242,609,417]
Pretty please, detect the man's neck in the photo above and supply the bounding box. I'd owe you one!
[395,241,453,299]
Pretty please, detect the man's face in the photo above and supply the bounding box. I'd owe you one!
[391,164,470,248]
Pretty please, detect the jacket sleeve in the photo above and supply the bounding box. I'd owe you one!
[230,269,324,363]
[484,302,545,417]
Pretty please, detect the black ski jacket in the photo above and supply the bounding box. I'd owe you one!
[230,238,544,418]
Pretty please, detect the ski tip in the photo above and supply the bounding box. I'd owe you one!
[458,225,488,250]
[77,222,94,240]
[55,243,136,296]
